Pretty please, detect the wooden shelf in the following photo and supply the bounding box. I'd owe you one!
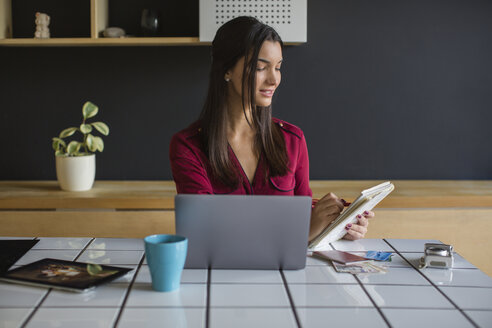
[1,180,492,210]
[0,38,304,47]
[0,37,207,47]
[0,181,176,209]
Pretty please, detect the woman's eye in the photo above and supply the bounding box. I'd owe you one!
[256,67,266,71]
[275,67,281,71]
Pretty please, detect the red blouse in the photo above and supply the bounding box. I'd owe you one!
[169,118,312,197]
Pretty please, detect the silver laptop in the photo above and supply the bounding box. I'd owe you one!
[175,194,311,270]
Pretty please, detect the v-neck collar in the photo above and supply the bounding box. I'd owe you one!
[228,145,262,193]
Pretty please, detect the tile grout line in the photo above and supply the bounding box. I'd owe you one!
[10,304,489,310]
[112,252,145,328]
[19,289,52,328]
[330,240,394,326]
[280,270,303,328]
[353,274,393,328]
[18,236,96,327]
[382,239,480,328]
[326,241,393,326]
[73,238,96,262]
[206,267,211,328]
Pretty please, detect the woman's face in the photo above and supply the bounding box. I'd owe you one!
[226,40,282,108]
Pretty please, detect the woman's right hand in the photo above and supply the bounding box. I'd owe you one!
[309,192,345,242]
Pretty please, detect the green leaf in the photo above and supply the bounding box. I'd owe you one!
[80,123,92,134]
[91,122,109,136]
[67,141,81,155]
[59,127,77,138]
[55,150,65,156]
[52,137,66,147]
[86,134,97,152]
[82,101,98,119]
[86,263,103,276]
[52,137,66,151]
[52,141,59,151]
[94,136,104,152]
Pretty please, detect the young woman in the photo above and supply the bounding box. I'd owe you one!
[170,16,374,242]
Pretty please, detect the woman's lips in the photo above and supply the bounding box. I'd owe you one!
[259,89,274,97]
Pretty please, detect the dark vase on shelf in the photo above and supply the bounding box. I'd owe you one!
[140,9,160,36]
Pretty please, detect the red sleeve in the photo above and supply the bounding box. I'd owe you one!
[294,131,313,199]
[169,134,213,194]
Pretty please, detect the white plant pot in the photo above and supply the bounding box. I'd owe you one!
[56,154,96,191]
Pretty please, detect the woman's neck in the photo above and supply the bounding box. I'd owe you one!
[226,95,255,140]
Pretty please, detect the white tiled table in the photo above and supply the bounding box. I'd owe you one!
[1,237,491,328]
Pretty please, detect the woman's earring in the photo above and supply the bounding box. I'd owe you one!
[225,78,230,82]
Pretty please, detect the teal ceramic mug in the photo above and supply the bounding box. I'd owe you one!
[144,234,188,292]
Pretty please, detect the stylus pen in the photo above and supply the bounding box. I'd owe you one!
[311,199,351,207]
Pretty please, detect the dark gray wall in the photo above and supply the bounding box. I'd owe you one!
[1,0,491,180]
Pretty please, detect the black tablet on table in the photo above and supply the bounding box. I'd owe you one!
[0,258,132,293]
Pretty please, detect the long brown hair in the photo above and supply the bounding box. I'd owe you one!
[200,16,289,188]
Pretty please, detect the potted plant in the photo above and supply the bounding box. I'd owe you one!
[52,101,109,191]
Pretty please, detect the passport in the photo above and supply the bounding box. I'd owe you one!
[313,250,369,265]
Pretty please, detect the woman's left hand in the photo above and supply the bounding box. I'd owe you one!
[343,210,375,240]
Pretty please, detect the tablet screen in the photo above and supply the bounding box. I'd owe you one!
[0,258,132,292]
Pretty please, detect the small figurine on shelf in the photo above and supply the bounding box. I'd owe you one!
[34,12,50,39]
[103,27,126,38]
